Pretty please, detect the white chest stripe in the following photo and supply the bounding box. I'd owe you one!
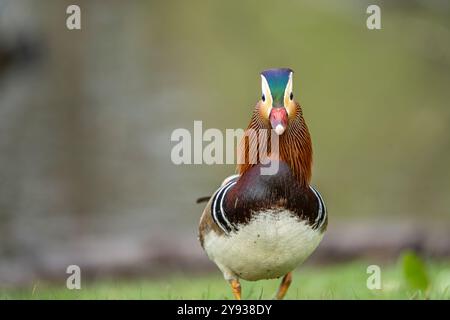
[211,180,237,234]
[219,181,237,232]
[309,185,327,229]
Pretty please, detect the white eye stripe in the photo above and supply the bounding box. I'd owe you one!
[283,72,293,115]
[261,74,273,118]
[284,72,293,100]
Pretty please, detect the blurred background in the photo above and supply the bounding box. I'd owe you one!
[0,0,449,287]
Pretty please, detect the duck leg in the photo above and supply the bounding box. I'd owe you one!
[229,279,241,300]
[274,272,292,300]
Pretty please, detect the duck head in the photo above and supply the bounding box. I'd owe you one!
[259,68,296,136]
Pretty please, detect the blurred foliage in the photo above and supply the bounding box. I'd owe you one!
[401,250,430,294]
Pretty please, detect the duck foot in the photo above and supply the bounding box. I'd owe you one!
[273,272,292,300]
[228,279,241,300]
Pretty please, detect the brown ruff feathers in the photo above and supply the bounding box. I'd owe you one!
[237,103,312,188]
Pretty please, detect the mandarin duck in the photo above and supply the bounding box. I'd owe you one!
[198,68,327,299]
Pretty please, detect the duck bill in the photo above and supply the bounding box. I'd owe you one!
[269,108,288,135]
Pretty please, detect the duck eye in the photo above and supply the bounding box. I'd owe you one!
[262,94,266,102]
[289,92,294,100]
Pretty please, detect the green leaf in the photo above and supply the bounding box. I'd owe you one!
[401,251,429,292]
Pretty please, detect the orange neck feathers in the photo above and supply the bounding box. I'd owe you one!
[237,103,313,188]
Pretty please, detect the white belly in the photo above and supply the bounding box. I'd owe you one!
[203,210,324,281]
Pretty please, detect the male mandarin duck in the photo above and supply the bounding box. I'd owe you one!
[198,68,327,300]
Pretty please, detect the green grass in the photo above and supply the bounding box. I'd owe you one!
[2,260,449,299]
